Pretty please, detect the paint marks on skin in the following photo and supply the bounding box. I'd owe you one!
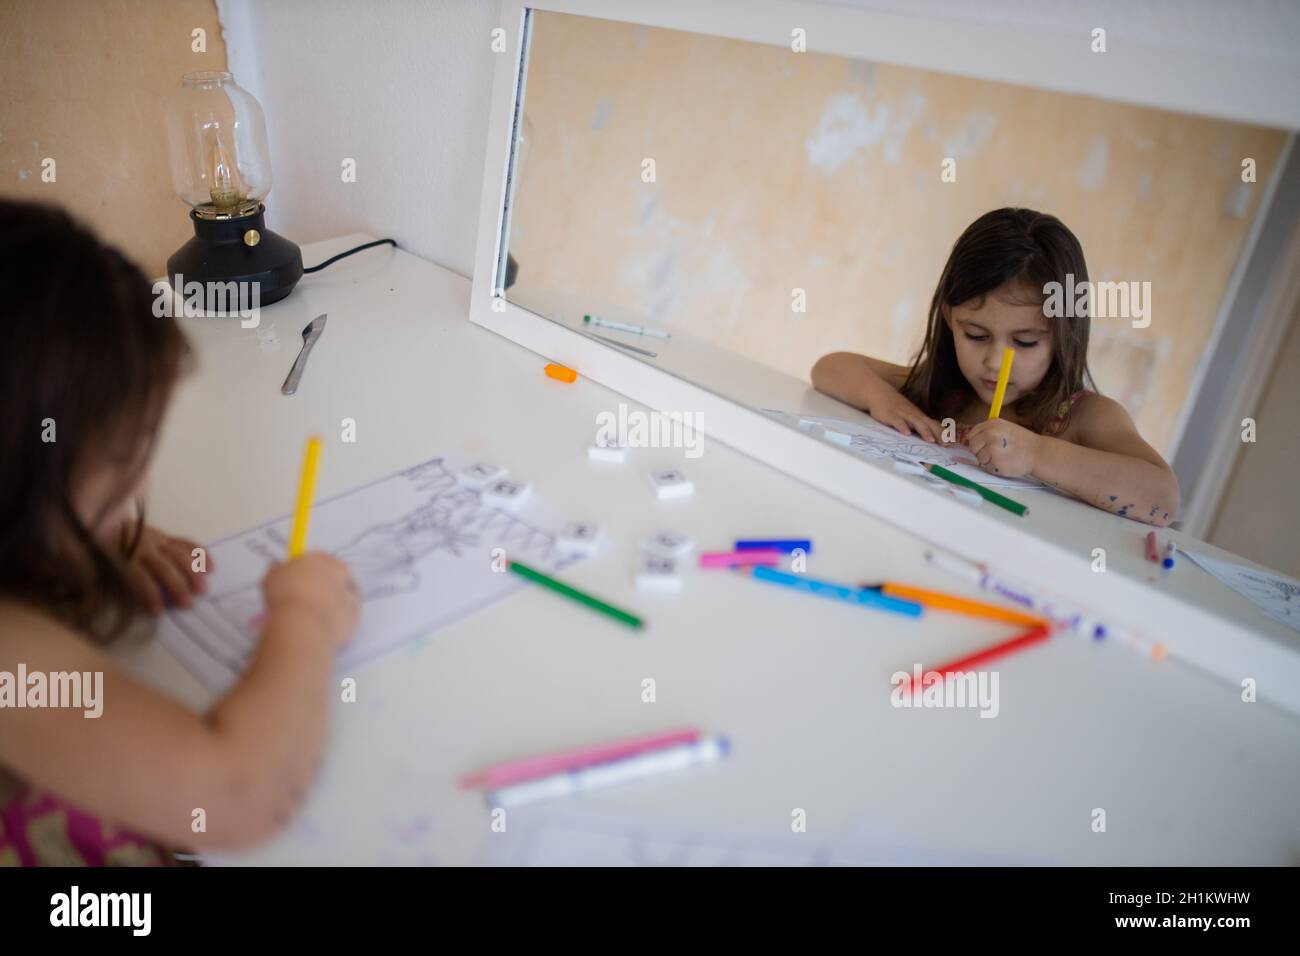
[1077,136,1109,191]
[591,97,613,132]
[943,112,996,159]
[805,92,891,174]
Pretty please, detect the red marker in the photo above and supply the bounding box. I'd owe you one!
[1144,531,1161,563]
[901,622,1055,691]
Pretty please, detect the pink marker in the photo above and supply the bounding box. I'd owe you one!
[458,727,700,790]
[698,549,782,568]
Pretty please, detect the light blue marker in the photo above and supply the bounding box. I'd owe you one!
[750,565,923,617]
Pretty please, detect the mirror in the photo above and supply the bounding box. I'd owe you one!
[487,6,1300,694]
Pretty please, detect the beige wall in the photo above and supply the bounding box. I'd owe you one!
[0,0,229,277]
[1208,300,1300,578]
[507,13,1287,457]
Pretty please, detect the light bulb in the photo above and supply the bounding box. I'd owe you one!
[208,134,243,210]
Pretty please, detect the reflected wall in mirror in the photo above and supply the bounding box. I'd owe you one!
[505,14,1285,452]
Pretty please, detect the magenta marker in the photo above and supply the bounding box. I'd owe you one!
[699,549,782,568]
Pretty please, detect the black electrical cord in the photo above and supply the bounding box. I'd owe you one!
[302,238,397,274]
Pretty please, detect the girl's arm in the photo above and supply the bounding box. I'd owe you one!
[811,352,911,407]
[811,352,943,441]
[0,554,357,851]
[967,394,1179,526]
[1032,396,1180,526]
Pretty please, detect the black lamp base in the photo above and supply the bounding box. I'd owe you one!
[167,204,302,309]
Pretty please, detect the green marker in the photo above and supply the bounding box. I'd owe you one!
[508,559,644,630]
[926,463,1030,517]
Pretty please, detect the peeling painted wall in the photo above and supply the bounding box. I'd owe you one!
[0,0,230,277]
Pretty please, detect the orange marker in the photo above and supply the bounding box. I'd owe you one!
[879,582,1048,627]
[544,363,577,383]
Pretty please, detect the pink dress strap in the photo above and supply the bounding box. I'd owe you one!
[1046,389,1092,436]
[0,781,167,867]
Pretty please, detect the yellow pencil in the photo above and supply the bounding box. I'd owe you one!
[287,436,322,558]
[988,347,1015,419]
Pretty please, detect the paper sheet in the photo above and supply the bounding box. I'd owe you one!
[763,409,1048,490]
[1179,548,1300,635]
[158,456,581,694]
[479,807,1025,866]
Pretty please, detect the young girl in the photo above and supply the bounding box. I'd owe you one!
[0,200,359,864]
[811,207,1179,526]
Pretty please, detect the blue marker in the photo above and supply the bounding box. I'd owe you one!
[749,566,922,617]
[735,538,813,554]
[1163,542,1176,570]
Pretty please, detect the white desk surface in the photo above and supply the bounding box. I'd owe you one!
[521,287,1300,659]
[128,235,1300,865]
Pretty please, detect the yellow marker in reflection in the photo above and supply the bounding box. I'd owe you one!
[287,436,322,558]
[988,347,1015,419]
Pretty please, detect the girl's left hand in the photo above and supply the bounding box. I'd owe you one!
[964,419,1042,479]
[123,526,209,615]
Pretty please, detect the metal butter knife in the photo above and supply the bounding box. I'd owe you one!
[281,313,327,395]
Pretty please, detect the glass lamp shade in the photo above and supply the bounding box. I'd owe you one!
[165,71,272,219]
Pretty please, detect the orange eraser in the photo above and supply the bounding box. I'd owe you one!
[544,363,577,383]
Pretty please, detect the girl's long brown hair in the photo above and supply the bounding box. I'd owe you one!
[902,207,1096,433]
[0,200,189,640]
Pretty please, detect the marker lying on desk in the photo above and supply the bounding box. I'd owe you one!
[287,436,322,558]
[1144,530,1161,563]
[1163,541,1176,571]
[925,548,1102,638]
[460,727,700,790]
[583,313,672,339]
[924,548,1168,660]
[699,549,783,568]
[924,463,1028,517]
[876,582,1047,627]
[902,621,1054,692]
[485,735,729,809]
[735,538,812,554]
[745,565,922,617]
[508,559,643,630]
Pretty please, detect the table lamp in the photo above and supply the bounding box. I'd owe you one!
[164,71,302,308]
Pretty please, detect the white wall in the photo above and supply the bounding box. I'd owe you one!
[216,0,500,278]
[216,0,1300,279]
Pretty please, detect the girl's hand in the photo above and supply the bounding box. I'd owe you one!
[123,526,209,615]
[263,554,360,651]
[964,419,1042,478]
[867,388,944,443]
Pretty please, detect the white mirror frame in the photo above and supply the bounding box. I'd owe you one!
[470,0,1300,715]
